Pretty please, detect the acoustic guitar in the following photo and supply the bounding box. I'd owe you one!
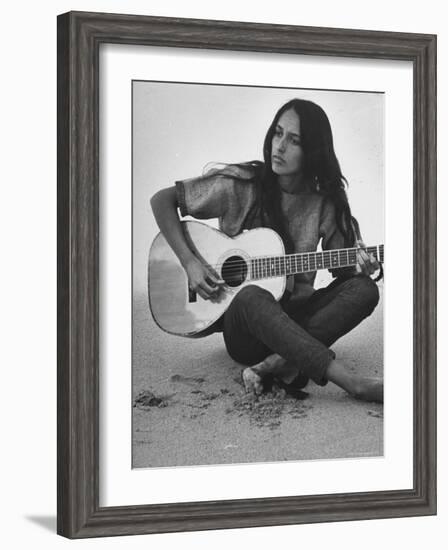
[148,220,384,337]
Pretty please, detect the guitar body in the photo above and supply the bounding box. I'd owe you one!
[148,221,286,337]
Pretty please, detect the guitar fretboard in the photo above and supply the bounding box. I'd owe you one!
[250,245,384,280]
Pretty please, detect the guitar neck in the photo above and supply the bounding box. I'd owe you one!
[250,245,384,280]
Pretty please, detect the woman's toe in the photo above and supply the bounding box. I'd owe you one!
[242,368,263,395]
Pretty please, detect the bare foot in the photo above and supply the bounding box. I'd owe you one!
[242,368,263,396]
[353,377,383,403]
[326,359,383,403]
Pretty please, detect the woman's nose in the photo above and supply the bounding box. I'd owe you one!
[278,138,286,152]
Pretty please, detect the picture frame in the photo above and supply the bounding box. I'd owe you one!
[57,10,437,538]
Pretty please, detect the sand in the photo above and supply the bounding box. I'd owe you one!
[132,288,383,468]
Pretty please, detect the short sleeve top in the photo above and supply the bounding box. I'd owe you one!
[175,164,355,304]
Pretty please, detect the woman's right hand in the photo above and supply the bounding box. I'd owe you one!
[183,256,225,301]
[151,187,225,300]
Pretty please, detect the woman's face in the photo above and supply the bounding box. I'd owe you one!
[271,108,304,179]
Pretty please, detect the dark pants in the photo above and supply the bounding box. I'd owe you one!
[222,275,380,385]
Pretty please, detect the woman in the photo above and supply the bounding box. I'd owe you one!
[151,98,383,403]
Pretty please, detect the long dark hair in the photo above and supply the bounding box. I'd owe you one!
[257,98,359,251]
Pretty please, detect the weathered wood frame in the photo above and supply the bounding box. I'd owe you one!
[57,11,437,538]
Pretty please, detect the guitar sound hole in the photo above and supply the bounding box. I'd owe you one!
[221,255,248,287]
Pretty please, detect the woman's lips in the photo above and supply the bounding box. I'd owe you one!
[272,155,285,163]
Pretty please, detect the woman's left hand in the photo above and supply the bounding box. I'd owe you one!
[355,240,380,276]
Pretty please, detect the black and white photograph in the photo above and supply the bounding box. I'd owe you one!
[132,81,385,468]
[3,0,441,546]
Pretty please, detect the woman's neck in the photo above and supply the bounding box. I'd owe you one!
[277,174,308,194]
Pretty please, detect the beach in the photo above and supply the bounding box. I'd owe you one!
[132,284,383,469]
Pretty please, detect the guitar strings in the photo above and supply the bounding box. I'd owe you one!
[203,248,383,274]
[204,263,382,278]
[205,252,383,269]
